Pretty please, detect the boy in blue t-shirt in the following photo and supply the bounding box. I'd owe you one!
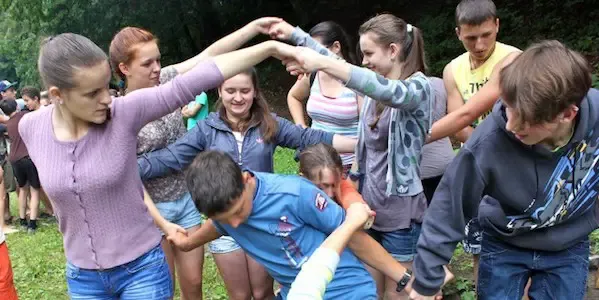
[168,151,415,300]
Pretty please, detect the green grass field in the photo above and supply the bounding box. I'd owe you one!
[4,147,599,299]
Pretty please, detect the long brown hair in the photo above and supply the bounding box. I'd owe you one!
[299,143,343,185]
[359,14,427,128]
[217,68,279,143]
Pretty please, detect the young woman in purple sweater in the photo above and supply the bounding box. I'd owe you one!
[18,32,297,299]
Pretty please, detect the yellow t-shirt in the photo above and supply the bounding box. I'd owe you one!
[450,42,520,125]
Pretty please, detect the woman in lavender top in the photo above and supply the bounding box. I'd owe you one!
[18,32,298,299]
[109,18,282,300]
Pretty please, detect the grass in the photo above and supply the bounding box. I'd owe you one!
[5,147,599,299]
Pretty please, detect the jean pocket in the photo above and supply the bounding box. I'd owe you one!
[65,263,80,280]
[480,233,508,258]
[124,246,166,274]
[566,239,590,265]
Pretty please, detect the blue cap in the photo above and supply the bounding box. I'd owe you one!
[0,80,18,92]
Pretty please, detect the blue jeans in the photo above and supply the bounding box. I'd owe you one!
[66,245,173,299]
[367,223,421,262]
[477,233,589,300]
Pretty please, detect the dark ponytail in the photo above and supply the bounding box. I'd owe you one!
[309,21,358,65]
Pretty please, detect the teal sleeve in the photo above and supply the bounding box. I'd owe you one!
[196,92,208,105]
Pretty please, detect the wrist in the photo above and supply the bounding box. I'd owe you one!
[396,269,413,293]
[264,40,279,56]
[343,218,365,231]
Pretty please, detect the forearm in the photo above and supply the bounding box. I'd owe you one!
[142,188,168,231]
[173,24,258,75]
[201,24,258,59]
[332,135,357,153]
[348,231,407,282]
[183,219,221,251]
[322,221,360,254]
[455,126,474,143]
[429,109,477,143]
[189,103,202,116]
[288,95,308,127]
[212,40,278,80]
[290,27,341,60]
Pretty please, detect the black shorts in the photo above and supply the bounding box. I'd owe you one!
[422,175,443,205]
[11,157,40,189]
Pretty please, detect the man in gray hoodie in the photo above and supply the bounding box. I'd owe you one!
[410,40,598,299]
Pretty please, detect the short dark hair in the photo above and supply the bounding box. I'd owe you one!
[455,0,497,26]
[185,151,245,217]
[500,40,592,125]
[20,86,40,101]
[0,99,18,116]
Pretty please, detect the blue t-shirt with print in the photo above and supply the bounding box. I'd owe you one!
[212,172,376,300]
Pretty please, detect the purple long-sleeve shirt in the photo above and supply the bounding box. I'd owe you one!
[19,60,224,269]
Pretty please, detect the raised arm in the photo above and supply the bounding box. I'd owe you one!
[286,47,430,112]
[287,75,311,127]
[121,40,297,132]
[170,17,283,75]
[427,52,521,143]
[269,21,340,60]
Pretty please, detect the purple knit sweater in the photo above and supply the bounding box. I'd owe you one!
[19,60,224,269]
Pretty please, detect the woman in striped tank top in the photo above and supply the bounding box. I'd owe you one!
[287,21,361,173]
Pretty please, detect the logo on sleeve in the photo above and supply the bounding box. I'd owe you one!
[315,193,328,211]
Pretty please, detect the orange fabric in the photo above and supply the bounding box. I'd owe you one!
[337,178,367,210]
[0,242,18,300]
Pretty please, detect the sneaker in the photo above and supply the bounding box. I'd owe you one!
[4,216,13,225]
[27,227,36,234]
[19,218,27,230]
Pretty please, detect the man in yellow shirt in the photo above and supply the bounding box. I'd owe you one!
[444,0,520,143]
[437,0,522,289]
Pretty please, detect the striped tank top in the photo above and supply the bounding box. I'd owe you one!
[306,72,359,166]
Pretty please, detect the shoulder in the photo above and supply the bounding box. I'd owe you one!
[496,42,522,54]
[255,172,305,197]
[449,52,470,73]
[19,107,49,141]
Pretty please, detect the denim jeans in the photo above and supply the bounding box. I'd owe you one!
[66,245,173,299]
[367,223,421,262]
[477,233,589,300]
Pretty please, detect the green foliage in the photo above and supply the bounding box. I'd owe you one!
[593,73,599,89]
[1,0,597,91]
